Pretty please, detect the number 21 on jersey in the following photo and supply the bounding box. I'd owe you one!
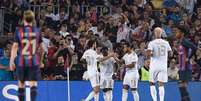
[22,39,36,55]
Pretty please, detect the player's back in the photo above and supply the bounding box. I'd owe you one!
[15,25,42,67]
[148,39,171,69]
[82,49,98,76]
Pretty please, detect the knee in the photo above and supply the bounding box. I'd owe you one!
[123,85,129,90]
[18,81,25,88]
[178,81,187,87]
[158,82,164,87]
[150,82,155,86]
[93,87,100,94]
[29,81,37,87]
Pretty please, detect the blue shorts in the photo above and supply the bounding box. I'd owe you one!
[16,66,41,81]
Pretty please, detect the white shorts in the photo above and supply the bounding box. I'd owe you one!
[123,71,139,88]
[89,73,100,88]
[100,77,114,89]
[149,69,168,83]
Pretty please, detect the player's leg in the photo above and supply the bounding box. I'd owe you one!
[16,67,26,101]
[103,88,112,101]
[103,79,114,101]
[158,82,164,101]
[158,70,168,101]
[28,66,40,101]
[122,85,129,101]
[178,70,191,101]
[29,81,37,101]
[18,81,25,101]
[149,70,157,101]
[85,73,100,101]
[130,79,139,101]
[122,73,129,101]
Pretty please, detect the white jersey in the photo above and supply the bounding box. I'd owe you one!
[99,54,116,79]
[81,49,99,77]
[148,39,172,70]
[122,51,138,72]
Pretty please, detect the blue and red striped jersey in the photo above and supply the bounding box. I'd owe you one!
[178,38,197,71]
[14,25,43,67]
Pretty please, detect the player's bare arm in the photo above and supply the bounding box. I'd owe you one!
[123,62,135,68]
[39,42,45,68]
[98,53,114,62]
[113,55,124,65]
[9,42,18,71]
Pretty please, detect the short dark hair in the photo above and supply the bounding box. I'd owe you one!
[87,39,97,48]
[101,47,108,53]
[123,42,131,48]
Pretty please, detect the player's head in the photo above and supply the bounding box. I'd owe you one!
[176,26,185,39]
[23,10,35,25]
[154,27,162,39]
[122,42,131,53]
[87,39,97,49]
[101,47,108,56]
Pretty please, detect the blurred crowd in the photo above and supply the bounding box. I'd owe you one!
[0,0,201,81]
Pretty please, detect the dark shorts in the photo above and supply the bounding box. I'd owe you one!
[179,69,192,82]
[16,66,41,81]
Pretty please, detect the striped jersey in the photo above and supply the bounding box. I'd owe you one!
[178,38,196,71]
[14,25,43,67]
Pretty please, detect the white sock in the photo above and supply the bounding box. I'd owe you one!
[94,92,99,101]
[159,86,165,101]
[122,89,128,101]
[150,86,157,101]
[103,92,107,101]
[106,90,113,101]
[85,91,94,101]
[132,90,139,101]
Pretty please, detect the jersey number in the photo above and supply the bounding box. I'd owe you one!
[22,39,36,55]
[158,45,166,56]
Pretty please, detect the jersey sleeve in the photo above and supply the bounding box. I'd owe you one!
[148,42,153,51]
[81,51,87,59]
[167,42,172,51]
[131,53,138,63]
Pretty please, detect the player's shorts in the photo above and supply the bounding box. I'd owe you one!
[100,77,114,89]
[149,68,167,83]
[16,66,41,81]
[123,71,139,88]
[89,72,100,88]
[179,69,192,81]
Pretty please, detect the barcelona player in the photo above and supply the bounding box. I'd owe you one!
[9,10,44,101]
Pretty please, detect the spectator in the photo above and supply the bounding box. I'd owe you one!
[0,45,14,81]
[139,59,150,81]
[168,59,179,81]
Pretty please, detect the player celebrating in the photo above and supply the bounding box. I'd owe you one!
[98,47,116,101]
[9,10,44,101]
[114,42,139,101]
[81,39,100,101]
[147,27,172,101]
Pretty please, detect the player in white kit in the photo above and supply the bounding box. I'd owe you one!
[81,39,100,101]
[98,47,116,101]
[147,27,172,101]
[114,42,139,101]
